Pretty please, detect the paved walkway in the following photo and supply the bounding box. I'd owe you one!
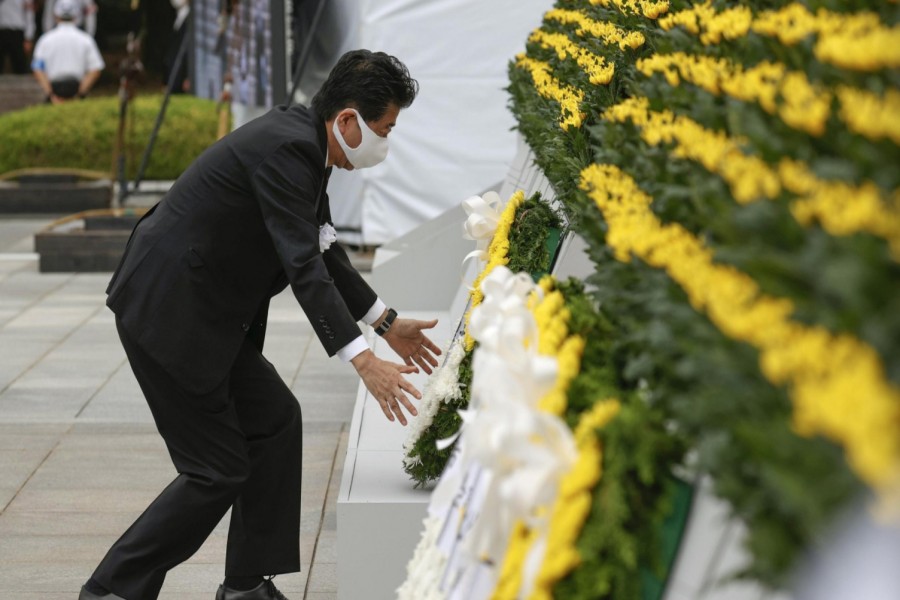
[0,215,358,599]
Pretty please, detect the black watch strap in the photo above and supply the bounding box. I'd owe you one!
[375,308,398,336]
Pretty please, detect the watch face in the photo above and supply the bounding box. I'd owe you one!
[376,309,396,336]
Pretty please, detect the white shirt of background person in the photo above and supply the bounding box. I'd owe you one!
[31,0,103,100]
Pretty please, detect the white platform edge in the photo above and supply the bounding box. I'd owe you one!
[336,312,452,600]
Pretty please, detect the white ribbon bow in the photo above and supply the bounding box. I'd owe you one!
[462,404,576,562]
[462,191,503,250]
[460,191,505,286]
[469,268,541,353]
[437,267,551,452]
[431,266,576,569]
[319,223,337,253]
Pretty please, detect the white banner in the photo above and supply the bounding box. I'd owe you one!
[299,0,549,244]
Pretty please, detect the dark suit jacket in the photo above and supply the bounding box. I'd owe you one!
[107,104,377,394]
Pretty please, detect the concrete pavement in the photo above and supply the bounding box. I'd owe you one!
[0,215,360,599]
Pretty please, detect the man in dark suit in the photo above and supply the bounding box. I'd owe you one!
[79,50,441,600]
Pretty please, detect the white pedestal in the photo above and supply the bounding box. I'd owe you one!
[336,312,456,600]
[662,478,788,600]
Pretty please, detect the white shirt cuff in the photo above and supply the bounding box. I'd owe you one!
[362,299,388,326]
[336,335,369,363]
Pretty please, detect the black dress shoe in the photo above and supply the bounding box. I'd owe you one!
[215,579,289,600]
[78,586,126,599]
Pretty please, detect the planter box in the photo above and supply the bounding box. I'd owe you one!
[0,169,112,214]
[35,229,129,273]
[34,210,144,273]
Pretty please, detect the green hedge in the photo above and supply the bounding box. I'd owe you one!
[0,95,222,180]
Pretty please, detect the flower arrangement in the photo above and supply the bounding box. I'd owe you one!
[542,279,687,599]
[492,276,685,600]
[401,338,468,478]
[400,0,898,596]
[402,191,562,486]
[400,266,575,600]
[504,0,899,591]
[397,515,447,600]
[400,273,685,599]
[465,190,527,349]
[490,278,581,599]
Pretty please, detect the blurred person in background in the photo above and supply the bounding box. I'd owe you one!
[30,0,103,102]
[0,0,35,73]
[41,0,94,36]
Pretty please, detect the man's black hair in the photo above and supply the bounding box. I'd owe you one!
[312,50,418,122]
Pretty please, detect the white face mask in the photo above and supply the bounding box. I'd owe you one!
[332,109,389,169]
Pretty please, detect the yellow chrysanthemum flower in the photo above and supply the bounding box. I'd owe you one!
[660,1,752,44]
[545,8,646,50]
[589,0,669,19]
[580,164,900,495]
[661,2,900,71]
[637,53,830,136]
[529,29,615,86]
[516,56,585,130]
[603,98,900,257]
[530,399,620,599]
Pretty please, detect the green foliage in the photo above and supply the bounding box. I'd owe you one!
[404,352,472,487]
[0,95,222,180]
[555,279,622,423]
[507,192,564,277]
[555,278,688,599]
[556,399,684,600]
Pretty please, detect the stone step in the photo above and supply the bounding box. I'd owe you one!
[0,74,45,114]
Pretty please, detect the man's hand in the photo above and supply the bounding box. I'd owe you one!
[383,317,442,374]
[351,350,421,425]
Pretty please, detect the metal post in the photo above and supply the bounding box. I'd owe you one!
[131,15,192,194]
[113,33,142,208]
[288,0,328,107]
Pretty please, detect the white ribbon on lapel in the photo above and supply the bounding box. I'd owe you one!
[318,223,337,252]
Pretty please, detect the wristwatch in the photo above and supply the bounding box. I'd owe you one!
[374,308,398,336]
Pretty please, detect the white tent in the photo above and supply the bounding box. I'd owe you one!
[294,0,548,245]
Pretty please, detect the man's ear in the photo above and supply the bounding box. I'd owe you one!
[336,109,354,134]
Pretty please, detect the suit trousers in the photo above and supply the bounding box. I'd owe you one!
[92,319,303,600]
[0,29,28,74]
